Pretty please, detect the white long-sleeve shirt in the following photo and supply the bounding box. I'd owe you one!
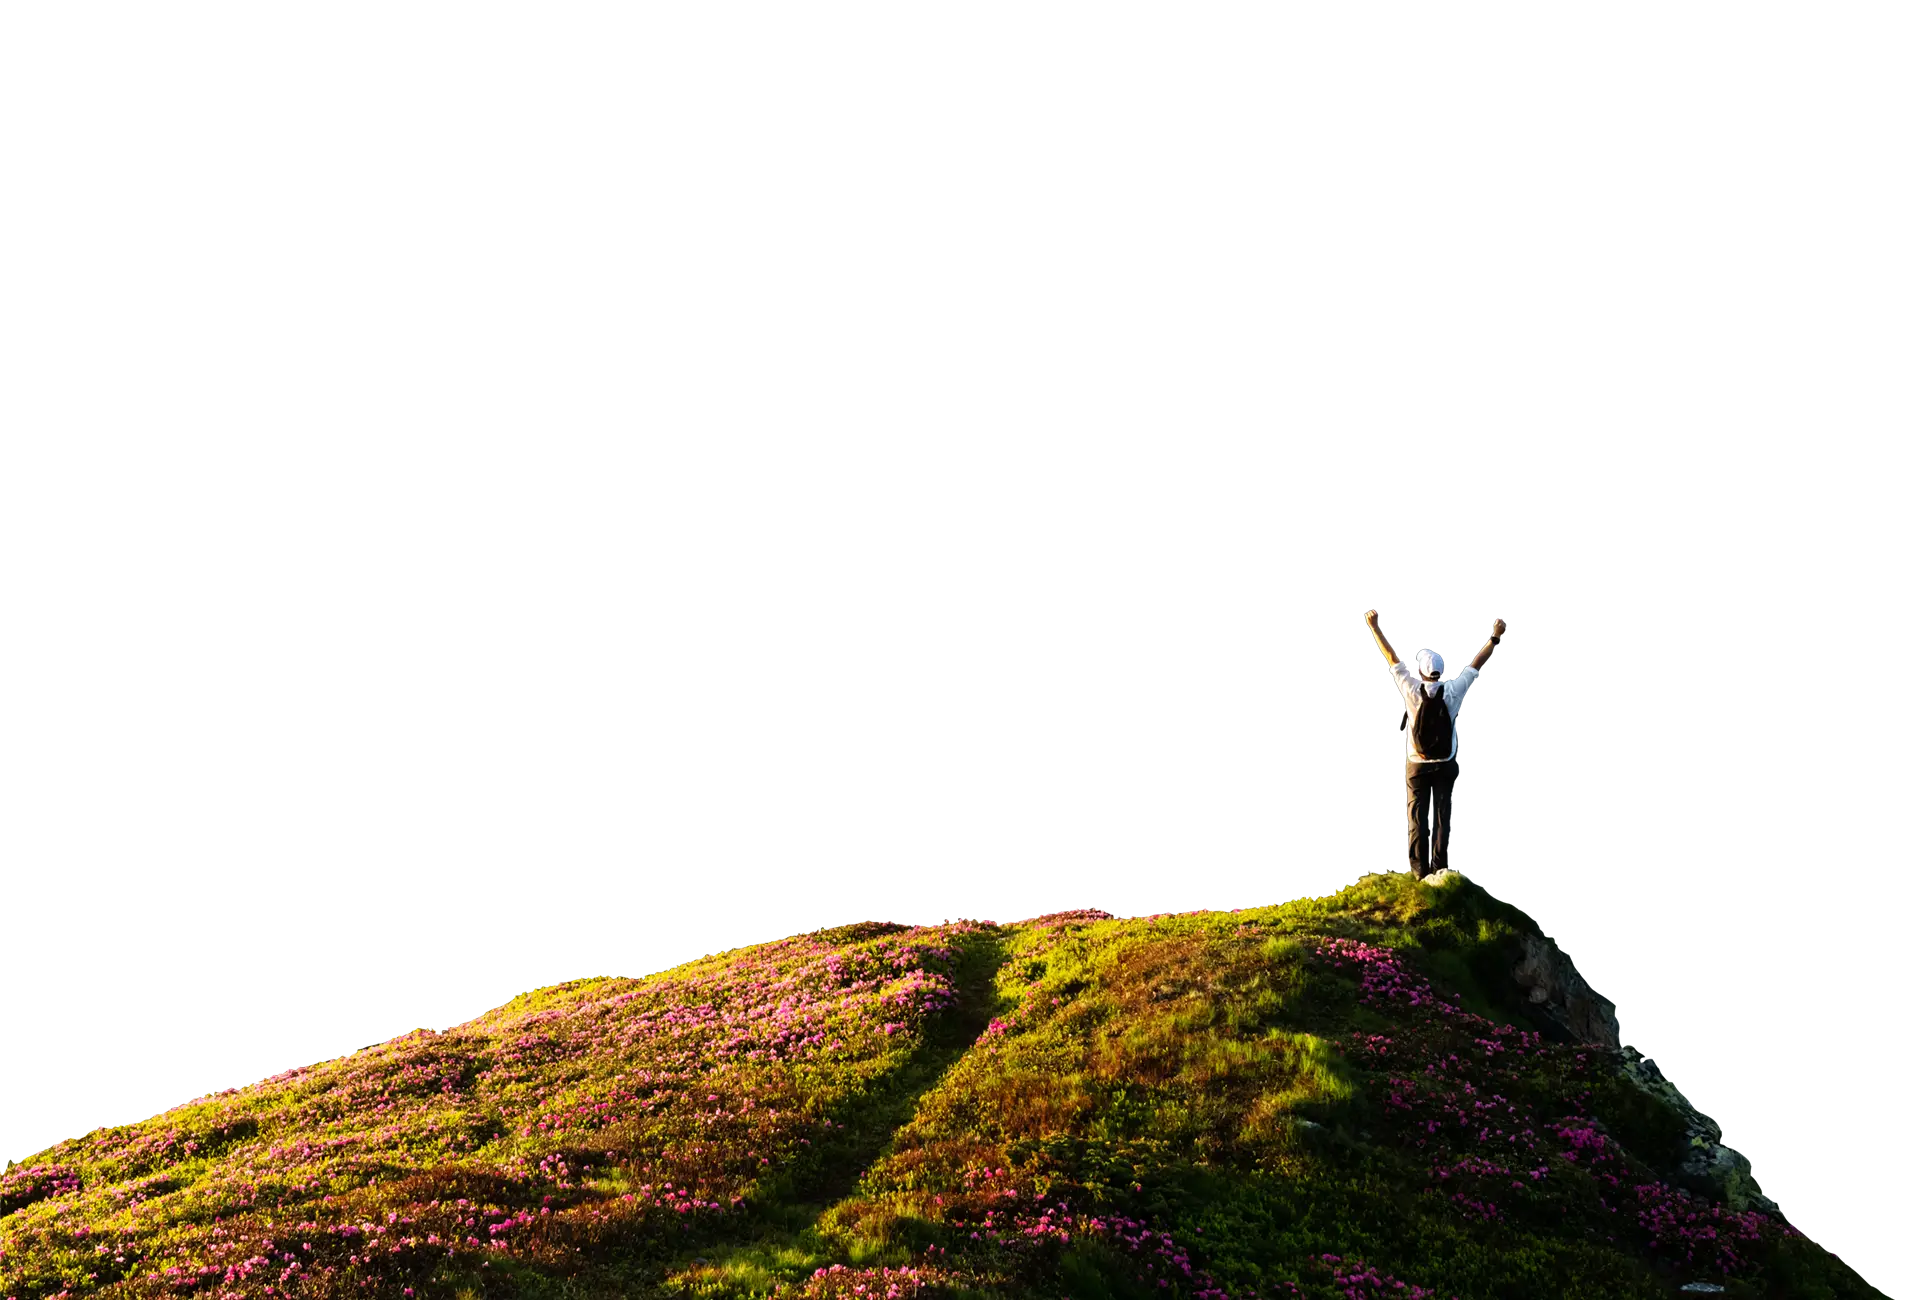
[1390,662,1478,764]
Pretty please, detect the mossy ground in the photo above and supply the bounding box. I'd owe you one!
[1,878,1882,1300]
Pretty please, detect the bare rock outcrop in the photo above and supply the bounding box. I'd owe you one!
[1509,932,1621,1050]
[1497,929,1781,1221]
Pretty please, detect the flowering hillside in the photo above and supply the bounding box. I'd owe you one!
[1,878,1882,1300]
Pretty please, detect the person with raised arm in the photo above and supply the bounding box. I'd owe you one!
[1364,611,1506,879]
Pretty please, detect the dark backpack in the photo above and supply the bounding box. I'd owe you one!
[1403,683,1454,760]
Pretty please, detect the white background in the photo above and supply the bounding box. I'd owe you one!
[2,7,1913,1294]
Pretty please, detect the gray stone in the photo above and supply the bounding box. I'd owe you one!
[1510,933,1621,1050]
[1678,1284,1726,1294]
[1498,936,1786,1211]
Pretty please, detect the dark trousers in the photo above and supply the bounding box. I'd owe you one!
[1406,759,1460,878]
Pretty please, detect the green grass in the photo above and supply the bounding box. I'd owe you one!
[1,878,1883,1300]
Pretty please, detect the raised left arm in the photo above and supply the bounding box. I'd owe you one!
[1364,609,1402,667]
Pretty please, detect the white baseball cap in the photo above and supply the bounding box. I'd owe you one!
[1415,648,1444,679]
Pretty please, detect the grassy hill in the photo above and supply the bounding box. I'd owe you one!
[1,873,1882,1300]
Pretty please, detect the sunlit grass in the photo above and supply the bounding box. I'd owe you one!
[1,877,1882,1300]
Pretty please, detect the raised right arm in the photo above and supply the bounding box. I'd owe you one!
[1469,618,1507,671]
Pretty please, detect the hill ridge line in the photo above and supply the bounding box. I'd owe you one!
[26,875,1397,1159]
